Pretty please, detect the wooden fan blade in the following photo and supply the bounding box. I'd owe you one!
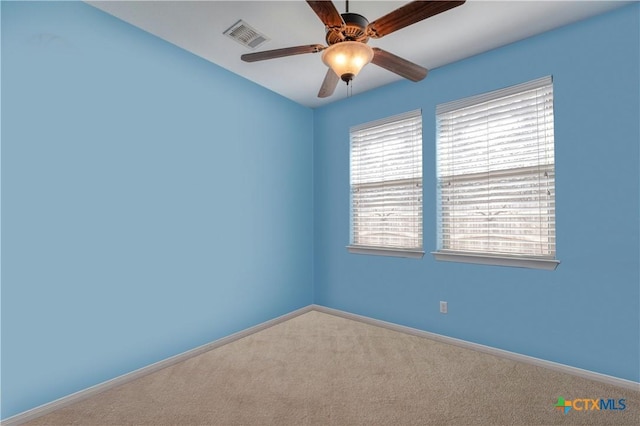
[241,44,325,62]
[368,1,465,38]
[318,68,340,98]
[306,0,345,29]
[371,48,428,82]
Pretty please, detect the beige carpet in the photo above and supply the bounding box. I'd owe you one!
[24,310,639,425]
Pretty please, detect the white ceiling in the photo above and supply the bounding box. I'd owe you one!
[87,1,631,108]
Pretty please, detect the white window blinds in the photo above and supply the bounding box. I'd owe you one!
[435,77,558,268]
[349,110,423,258]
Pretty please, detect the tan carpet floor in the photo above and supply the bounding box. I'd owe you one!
[23,310,640,425]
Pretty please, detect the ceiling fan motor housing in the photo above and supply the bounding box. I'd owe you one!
[325,13,370,45]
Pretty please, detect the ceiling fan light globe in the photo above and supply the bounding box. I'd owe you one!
[322,41,374,82]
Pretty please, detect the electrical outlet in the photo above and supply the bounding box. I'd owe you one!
[440,301,448,314]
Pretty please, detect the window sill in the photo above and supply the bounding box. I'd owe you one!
[431,251,560,270]
[347,245,425,259]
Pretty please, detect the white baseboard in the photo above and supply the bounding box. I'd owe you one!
[1,305,314,426]
[4,303,638,425]
[312,304,640,392]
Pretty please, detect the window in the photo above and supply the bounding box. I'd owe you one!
[348,109,423,258]
[433,76,559,270]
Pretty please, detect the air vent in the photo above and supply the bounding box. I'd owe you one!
[223,20,269,50]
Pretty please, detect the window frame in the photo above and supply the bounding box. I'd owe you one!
[347,109,424,259]
[432,77,560,270]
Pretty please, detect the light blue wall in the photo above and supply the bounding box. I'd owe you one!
[1,1,313,419]
[314,3,639,383]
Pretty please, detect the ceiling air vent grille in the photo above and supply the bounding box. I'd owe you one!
[224,20,269,50]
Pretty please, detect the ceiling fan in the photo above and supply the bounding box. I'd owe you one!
[241,1,466,98]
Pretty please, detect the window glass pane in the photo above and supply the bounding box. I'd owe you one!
[350,110,423,252]
[436,77,556,259]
